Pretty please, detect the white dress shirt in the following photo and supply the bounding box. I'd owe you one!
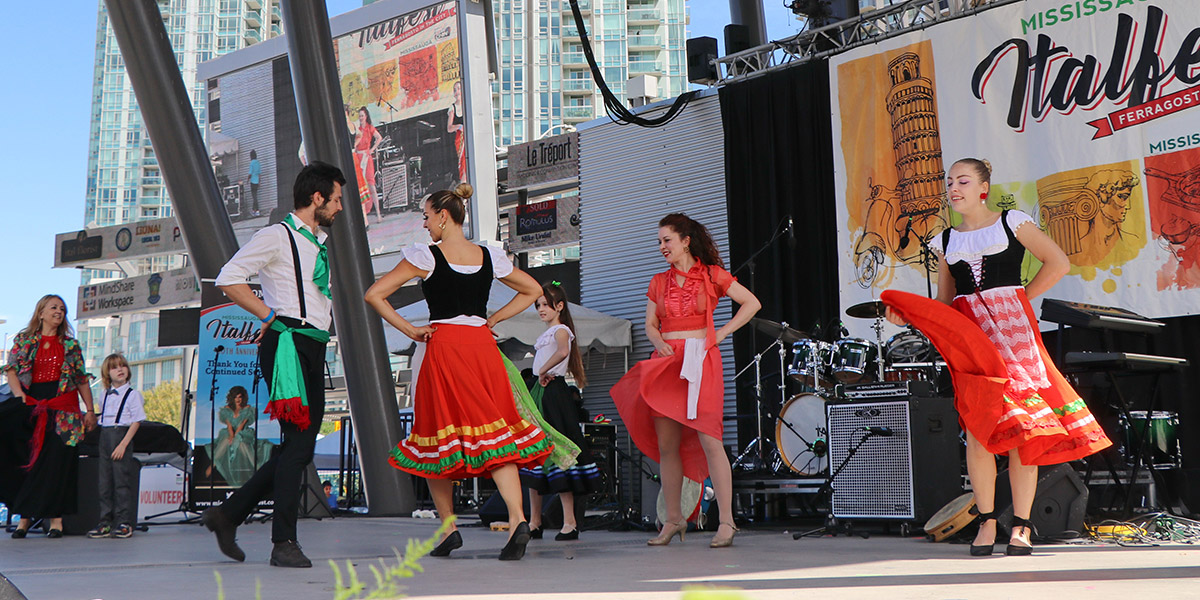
[215,213,334,330]
[99,383,147,427]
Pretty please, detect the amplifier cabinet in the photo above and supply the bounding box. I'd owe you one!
[826,397,962,523]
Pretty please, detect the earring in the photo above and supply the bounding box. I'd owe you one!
[980,192,988,200]
[440,222,446,230]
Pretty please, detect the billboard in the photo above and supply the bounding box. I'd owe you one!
[54,217,186,268]
[830,0,1200,326]
[203,0,467,257]
[77,267,199,320]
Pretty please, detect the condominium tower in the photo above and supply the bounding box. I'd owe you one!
[81,0,283,388]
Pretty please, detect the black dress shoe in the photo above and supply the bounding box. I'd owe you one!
[499,522,531,561]
[202,507,246,562]
[970,510,997,556]
[528,527,543,540]
[429,530,463,557]
[554,528,579,541]
[46,529,63,539]
[1006,516,1034,556]
[270,540,312,568]
[11,528,27,539]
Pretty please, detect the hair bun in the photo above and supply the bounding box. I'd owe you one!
[453,182,474,201]
[981,159,993,176]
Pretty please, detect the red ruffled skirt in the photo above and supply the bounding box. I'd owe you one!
[389,324,553,479]
[881,289,1111,466]
[610,339,724,483]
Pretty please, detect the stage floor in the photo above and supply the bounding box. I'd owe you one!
[4,515,1200,599]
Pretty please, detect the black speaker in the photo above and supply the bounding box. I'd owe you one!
[582,422,617,498]
[995,464,1088,537]
[724,24,751,55]
[826,397,963,523]
[299,462,334,519]
[686,36,719,85]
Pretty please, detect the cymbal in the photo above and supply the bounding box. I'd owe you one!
[750,318,809,343]
[845,300,886,319]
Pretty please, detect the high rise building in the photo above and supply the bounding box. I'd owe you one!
[81,0,284,389]
[491,0,689,146]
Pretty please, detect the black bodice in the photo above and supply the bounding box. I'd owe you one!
[941,210,1027,297]
[422,245,492,320]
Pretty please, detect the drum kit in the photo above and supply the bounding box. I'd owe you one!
[734,300,947,478]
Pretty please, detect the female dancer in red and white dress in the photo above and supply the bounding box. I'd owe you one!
[611,213,760,548]
[883,158,1111,556]
[365,183,551,561]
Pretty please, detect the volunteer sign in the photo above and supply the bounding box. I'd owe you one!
[77,267,199,319]
[508,196,580,253]
[508,132,579,188]
[54,217,186,267]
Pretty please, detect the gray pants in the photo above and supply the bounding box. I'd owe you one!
[98,427,141,525]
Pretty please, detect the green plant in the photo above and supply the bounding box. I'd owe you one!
[213,518,450,600]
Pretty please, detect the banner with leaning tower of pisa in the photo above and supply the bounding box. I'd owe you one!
[830,0,1200,328]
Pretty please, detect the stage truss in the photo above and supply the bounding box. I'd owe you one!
[713,0,1019,84]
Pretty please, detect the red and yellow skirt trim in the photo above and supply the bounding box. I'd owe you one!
[389,324,552,479]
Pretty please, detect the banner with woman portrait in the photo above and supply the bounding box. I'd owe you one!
[830,0,1200,327]
[191,283,278,508]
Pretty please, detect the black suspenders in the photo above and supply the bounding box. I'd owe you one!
[280,223,309,323]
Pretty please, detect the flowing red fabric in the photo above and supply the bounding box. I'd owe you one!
[881,289,1110,465]
[610,338,725,483]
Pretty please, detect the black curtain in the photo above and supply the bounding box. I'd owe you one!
[720,61,840,448]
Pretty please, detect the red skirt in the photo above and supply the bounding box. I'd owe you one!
[610,339,724,483]
[389,324,552,479]
[881,289,1111,466]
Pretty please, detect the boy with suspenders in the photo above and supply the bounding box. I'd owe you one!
[88,353,145,539]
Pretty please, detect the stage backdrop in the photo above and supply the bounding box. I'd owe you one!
[831,0,1200,329]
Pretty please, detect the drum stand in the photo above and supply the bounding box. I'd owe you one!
[794,429,881,540]
[733,328,825,475]
[732,334,787,473]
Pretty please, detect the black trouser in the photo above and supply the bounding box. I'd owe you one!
[220,320,325,542]
[250,182,260,212]
[98,426,141,526]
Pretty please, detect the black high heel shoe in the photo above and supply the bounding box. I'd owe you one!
[970,510,997,556]
[499,522,531,561]
[1006,516,1034,556]
[529,526,543,540]
[554,527,579,541]
[10,528,28,539]
[429,530,462,557]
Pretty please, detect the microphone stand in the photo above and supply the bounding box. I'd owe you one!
[794,429,879,540]
[206,345,223,511]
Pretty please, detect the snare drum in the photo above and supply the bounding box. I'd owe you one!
[788,340,833,388]
[883,364,931,382]
[775,394,829,475]
[1121,411,1181,469]
[831,338,879,383]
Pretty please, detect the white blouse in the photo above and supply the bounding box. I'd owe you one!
[533,324,574,377]
[401,242,515,326]
[939,210,1035,286]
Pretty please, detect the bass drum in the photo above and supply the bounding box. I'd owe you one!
[775,394,829,476]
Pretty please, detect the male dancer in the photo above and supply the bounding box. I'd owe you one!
[203,162,345,568]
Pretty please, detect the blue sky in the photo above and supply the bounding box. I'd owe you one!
[0,0,799,346]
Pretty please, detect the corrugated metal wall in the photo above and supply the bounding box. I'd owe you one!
[216,61,279,222]
[577,92,734,516]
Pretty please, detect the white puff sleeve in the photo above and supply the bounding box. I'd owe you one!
[1006,210,1036,233]
[486,244,514,278]
[401,244,436,276]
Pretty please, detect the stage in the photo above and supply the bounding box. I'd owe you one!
[4,515,1200,599]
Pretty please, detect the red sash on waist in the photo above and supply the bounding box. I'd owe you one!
[24,391,79,470]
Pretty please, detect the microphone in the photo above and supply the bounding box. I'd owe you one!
[839,321,849,338]
[811,438,827,457]
[898,215,914,250]
[214,345,225,353]
[787,216,795,250]
[867,426,894,437]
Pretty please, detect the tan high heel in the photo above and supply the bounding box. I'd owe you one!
[647,520,686,546]
[710,521,739,548]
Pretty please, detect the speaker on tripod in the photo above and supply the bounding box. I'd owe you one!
[299,462,334,520]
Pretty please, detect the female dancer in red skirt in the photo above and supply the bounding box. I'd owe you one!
[883,158,1111,556]
[611,214,760,548]
[365,183,551,561]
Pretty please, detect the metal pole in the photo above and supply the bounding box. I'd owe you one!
[729,0,768,48]
[280,0,414,515]
[103,0,239,280]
